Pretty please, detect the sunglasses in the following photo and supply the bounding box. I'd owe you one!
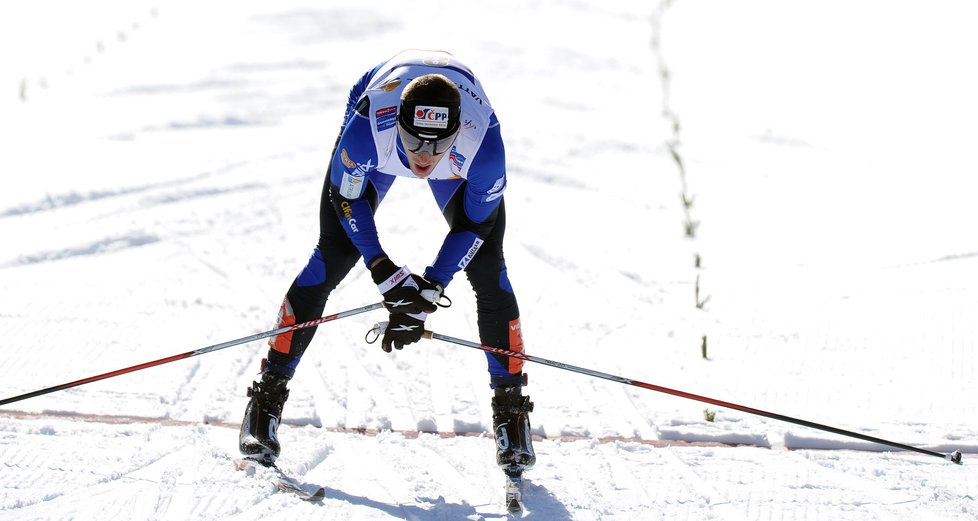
[397,116,460,156]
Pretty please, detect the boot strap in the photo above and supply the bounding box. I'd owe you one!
[493,395,534,415]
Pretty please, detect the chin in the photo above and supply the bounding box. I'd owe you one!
[412,165,433,178]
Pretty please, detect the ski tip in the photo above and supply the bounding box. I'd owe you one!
[275,481,327,502]
[310,487,327,502]
[301,486,327,502]
[506,498,523,514]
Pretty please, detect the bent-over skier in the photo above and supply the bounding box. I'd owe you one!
[238,49,535,483]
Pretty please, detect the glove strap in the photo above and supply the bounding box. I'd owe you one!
[376,265,412,294]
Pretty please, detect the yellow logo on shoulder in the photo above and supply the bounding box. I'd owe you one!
[340,148,357,168]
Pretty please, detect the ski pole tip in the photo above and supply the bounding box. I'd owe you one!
[946,450,963,465]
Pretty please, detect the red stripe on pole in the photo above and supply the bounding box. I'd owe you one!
[425,331,960,463]
[0,302,384,407]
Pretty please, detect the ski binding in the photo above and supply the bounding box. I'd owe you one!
[503,464,525,514]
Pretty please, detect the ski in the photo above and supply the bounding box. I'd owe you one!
[503,465,525,514]
[505,474,523,514]
[236,457,326,502]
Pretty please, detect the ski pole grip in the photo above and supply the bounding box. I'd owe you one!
[367,324,433,344]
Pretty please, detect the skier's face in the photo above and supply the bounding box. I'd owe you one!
[405,149,444,178]
[396,109,459,178]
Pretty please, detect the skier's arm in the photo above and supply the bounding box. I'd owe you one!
[329,103,386,266]
[423,117,507,287]
[329,105,442,319]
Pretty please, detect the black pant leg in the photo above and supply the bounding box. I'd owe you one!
[441,188,525,387]
[264,162,378,375]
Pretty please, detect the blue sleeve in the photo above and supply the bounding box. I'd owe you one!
[329,112,387,265]
[462,117,506,224]
[423,117,507,286]
[342,62,385,126]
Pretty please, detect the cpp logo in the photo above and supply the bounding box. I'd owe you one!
[415,108,447,121]
[413,105,450,129]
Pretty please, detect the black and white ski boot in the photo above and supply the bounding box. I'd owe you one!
[239,371,290,465]
[493,385,534,513]
[492,385,536,472]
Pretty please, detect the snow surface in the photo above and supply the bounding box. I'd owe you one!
[2,1,977,519]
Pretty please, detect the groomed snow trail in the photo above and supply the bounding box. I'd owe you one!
[2,1,977,520]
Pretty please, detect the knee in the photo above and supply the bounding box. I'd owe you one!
[466,263,513,298]
[464,238,509,289]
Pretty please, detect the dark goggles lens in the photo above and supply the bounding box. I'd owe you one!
[397,120,459,155]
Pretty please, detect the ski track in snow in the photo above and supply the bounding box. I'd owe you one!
[3,0,978,519]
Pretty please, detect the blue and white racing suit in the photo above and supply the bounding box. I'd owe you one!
[264,50,525,388]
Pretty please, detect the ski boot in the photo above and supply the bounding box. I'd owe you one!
[493,385,534,513]
[239,370,290,465]
[492,385,536,473]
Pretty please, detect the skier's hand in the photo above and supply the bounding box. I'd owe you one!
[381,313,426,353]
[370,258,441,315]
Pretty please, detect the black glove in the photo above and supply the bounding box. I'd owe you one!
[370,258,442,315]
[381,313,426,353]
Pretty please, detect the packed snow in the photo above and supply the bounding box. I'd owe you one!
[1,1,977,519]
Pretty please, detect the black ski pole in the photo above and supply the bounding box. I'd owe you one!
[366,325,963,465]
[0,302,385,407]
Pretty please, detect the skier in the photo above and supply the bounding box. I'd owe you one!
[239,49,535,477]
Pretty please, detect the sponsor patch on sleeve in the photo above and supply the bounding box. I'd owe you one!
[340,172,364,199]
[339,157,374,199]
[483,176,506,203]
[457,238,485,269]
[340,148,357,168]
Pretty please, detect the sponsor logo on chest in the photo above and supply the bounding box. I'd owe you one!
[375,106,397,131]
[449,147,466,175]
